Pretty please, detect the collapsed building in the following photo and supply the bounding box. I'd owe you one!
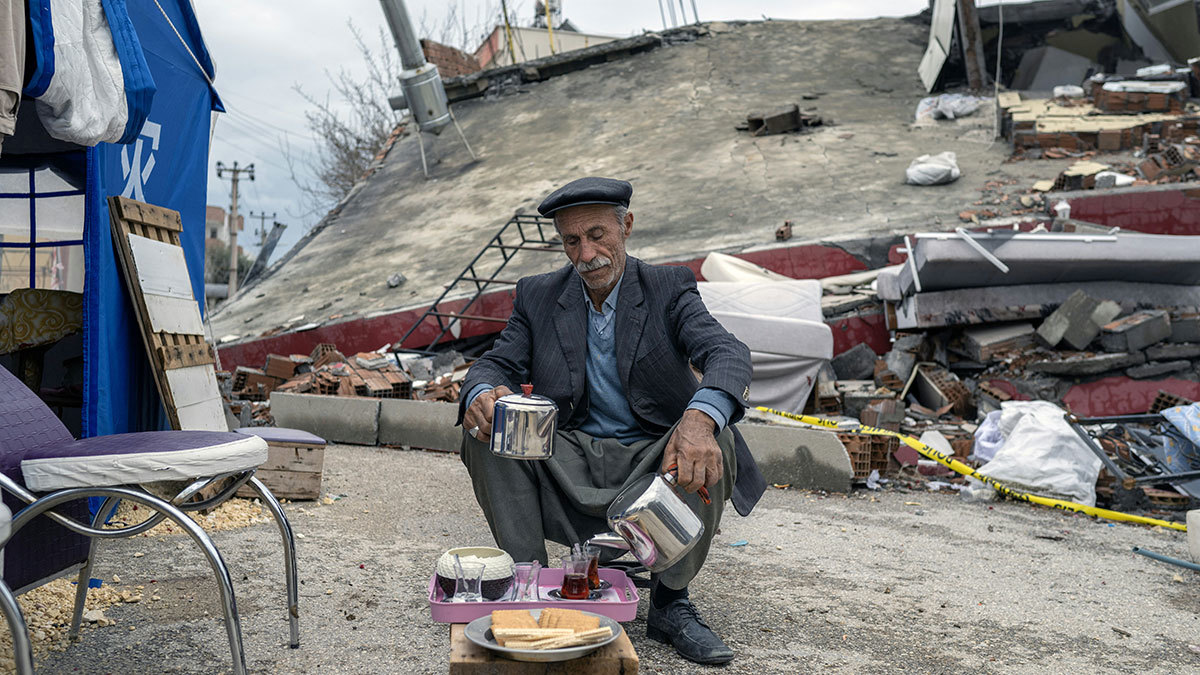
[211,9,1200,513]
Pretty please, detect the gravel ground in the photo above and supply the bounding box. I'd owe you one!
[28,443,1199,674]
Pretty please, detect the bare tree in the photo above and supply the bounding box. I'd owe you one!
[287,21,403,214]
[287,5,510,213]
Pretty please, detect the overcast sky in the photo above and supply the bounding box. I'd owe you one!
[193,0,930,263]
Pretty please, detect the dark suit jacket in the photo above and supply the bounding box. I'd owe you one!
[459,256,766,515]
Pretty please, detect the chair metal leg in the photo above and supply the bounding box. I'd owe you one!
[0,578,34,674]
[3,488,248,675]
[68,497,117,641]
[246,476,300,648]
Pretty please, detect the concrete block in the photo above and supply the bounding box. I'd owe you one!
[831,342,877,381]
[963,322,1035,361]
[379,398,461,451]
[1035,290,1120,350]
[737,423,852,492]
[1126,360,1191,380]
[1028,351,1145,376]
[1146,343,1200,361]
[1169,313,1200,343]
[270,392,380,445]
[884,348,916,383]
[1100,310,1171,353]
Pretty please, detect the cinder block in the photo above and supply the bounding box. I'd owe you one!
[831,342,877,381]
[737,423,852,492]
[1036,290,1121,350]
[1100,310,1172,353]
[378,398,461,451]
[270,392,380,445]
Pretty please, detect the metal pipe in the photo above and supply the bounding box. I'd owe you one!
[954,227,1010,273]
[3,487,248,674]
[690,0,699,23]
[658,0,668,30]
[0,579,32,674]
[666,0,677,27]
[378,0,427,70]
[247,477,301,648]
[1132,546,1200,572]
[69,497,116,641]
[679,0,689,24]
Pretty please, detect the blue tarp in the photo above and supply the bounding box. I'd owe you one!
[82,0,223,438]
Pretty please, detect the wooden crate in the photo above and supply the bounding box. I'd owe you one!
[236,440,325,500]
[449,623,638,674]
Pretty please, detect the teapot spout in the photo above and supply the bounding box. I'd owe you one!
[586,533,630,551]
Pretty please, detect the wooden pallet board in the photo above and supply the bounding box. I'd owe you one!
[108,196,220,430]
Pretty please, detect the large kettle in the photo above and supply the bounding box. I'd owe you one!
[587,465,710,573]
[490,384,557,460]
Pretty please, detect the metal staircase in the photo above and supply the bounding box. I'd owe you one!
[394,213,560,352]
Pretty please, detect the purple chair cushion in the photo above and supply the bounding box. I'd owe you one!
[20,431,268,492]
[0,366,89,591]
[0,366,74,462]
[235,426,326,446]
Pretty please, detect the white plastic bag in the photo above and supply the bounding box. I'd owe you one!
[973,410,1004,463]
[1052,85,1085,98]
[905,151,961,186]
[977,401,1101,506]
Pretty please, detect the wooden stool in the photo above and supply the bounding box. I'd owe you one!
[233,427,326,499]
[449,624,638,674]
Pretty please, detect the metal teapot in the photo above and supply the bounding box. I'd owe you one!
[587,465,710,573]
[489,384,557,460]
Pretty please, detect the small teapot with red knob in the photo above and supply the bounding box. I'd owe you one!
[489,383,557,460]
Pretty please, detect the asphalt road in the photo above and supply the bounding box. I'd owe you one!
[33,444,1199,674]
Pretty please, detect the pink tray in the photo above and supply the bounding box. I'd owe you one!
[428,567,640,624]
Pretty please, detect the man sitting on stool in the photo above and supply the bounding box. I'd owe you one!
[459,176,754,665]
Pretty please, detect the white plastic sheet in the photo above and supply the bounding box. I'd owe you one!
[972,410,1004,463]
[905,151,961,186]
[914,94,989,121]
[977,401,1101,506]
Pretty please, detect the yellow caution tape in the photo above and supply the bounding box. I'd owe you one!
[754,406,1187,533]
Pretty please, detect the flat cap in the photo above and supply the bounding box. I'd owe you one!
[536,177,632,217]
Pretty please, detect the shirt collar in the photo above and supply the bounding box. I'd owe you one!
[580,267,624,314]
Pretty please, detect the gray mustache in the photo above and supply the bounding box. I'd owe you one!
[576,255,612,273]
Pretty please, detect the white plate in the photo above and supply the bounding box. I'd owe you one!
[463,608,623,663]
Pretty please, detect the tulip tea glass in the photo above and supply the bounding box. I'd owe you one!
[452,561,486,602]
[512,562,541,601]
[559,555,591,600]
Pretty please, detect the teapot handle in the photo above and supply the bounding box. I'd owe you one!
[663,463,712,505]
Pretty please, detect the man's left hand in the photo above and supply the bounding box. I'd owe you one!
[661,409,722,493]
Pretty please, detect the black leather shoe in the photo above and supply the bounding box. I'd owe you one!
[646,598,735,665]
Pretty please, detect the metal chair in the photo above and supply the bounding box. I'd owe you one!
[0,366,299,674]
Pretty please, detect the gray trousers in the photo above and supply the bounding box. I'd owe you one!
[461,426,736,590]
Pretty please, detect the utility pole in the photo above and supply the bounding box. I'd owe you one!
[215,161,254,297]
[249,210,276,247]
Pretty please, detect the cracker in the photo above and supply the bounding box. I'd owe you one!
[491,610,538,630]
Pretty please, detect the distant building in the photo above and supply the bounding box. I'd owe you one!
[205,205,242,247]
[474,25,617,68]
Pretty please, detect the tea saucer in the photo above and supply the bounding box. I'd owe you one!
[547,588,603,601]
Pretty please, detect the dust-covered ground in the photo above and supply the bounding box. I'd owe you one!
[26,444,1198,674]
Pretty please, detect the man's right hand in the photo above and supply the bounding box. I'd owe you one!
[463,385,514,441]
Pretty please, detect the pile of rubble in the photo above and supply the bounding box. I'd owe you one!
[812,224,1200,515]
[221,343,466,423]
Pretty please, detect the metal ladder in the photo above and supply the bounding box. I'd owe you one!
[394,213,560,352]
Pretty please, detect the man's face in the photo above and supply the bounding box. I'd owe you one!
[556,204,633,293]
